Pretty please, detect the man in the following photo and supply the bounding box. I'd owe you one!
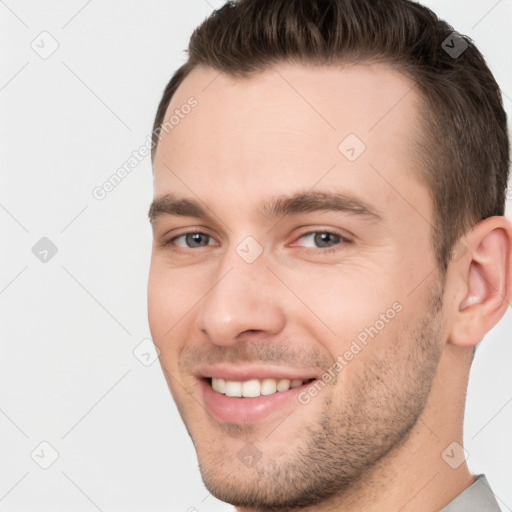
[147,0,510,510]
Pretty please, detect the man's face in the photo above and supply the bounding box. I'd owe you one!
[148,63,447,508]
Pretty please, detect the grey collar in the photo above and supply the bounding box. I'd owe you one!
[440,474,501,512]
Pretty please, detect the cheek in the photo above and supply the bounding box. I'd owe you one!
[287,263,398,339]
[147,265,168,339]
[147,265,195,395]
[147,262,196,347]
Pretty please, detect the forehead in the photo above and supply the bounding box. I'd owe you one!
[152,62,430,226]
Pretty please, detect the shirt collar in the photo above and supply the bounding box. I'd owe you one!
[440,474,501,512]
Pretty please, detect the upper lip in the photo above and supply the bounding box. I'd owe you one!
[196,363,318,382]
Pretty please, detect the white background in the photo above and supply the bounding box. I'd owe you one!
[1,1,511,511]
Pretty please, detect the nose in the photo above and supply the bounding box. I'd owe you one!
[194,246,287,346]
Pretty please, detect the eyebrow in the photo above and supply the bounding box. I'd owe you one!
[148,190,382,225]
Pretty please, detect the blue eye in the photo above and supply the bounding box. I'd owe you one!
[163,229,351,253]
[168,232,214,248]
[296,231,344,249]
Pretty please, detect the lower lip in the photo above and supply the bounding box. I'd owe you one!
[200,379,315,424]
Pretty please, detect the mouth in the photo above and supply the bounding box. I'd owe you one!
[197,369,319,424]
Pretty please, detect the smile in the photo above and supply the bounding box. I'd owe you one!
[197,370,319,423]
[211,377,313,397]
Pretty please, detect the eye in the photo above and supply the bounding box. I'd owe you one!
[161,229,351,253]
[165,231,216,249]
[292,230,351,251]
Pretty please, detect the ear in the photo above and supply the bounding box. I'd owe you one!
[447,216,512,348]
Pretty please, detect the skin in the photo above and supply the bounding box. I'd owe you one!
[147,62,512,511]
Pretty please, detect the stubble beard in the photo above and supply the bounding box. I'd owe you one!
[189,281,445,511]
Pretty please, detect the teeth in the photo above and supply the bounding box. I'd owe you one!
[211,377,305,397]
[225,381,242,397]
[241,379,260,397]
[261,378,277,395]
[276,379,291,392]
[211,377,226,393]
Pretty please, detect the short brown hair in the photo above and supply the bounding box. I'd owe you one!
[151,0,509,275]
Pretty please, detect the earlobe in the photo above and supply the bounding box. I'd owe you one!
[448,216,512,348]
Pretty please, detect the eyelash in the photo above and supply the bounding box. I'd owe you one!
[161,228,352,254]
